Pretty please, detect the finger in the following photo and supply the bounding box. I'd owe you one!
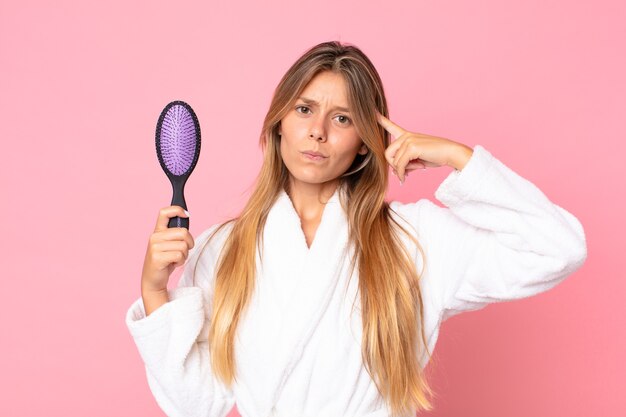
[387,140,410,179]
[155,206,190,232]
[161,227,195,250]
[154,240,189,256]
[395,150,409,182]
[392,139,410,166]
[384,138,405,167]
[414,159,440,168]
[394,158,434,181]
[403,162,426,178]
[390,144,409,181]
[155,227,193,249]
[394,142,421,182]
[406,156,441,168]
[160,251,186,269]
[406,160,427,170]
[185,230,195,250]
[376,112,406,139]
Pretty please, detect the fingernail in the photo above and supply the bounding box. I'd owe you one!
[184,210,190,217]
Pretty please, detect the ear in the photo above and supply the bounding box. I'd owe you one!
[358,143,368,155]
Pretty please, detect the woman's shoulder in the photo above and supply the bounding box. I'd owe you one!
[388,198,435,232]
[197,219,235,241]
[194,220,236,258]
[178,220,236,289]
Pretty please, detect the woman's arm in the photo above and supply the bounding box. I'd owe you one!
[125,226,235,417]
[391,145,587,321]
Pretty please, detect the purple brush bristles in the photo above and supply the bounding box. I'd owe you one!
[159,104,197,175]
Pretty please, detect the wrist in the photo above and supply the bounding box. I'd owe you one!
[141,287,169,316]
[447,143,474,171]
[141,282,168,295]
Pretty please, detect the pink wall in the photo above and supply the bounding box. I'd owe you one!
[0,0,623,416]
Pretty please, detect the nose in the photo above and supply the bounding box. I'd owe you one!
[309,116,326,142]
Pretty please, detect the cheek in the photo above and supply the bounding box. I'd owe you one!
[280,121,306,150]
[332,134,362,160]
[280,134,298,157]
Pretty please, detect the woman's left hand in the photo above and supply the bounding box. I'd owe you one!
[376,111,473,183]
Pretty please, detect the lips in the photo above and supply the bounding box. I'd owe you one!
[301,150,327,158]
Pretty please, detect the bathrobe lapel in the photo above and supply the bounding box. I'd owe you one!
[234,187,351,417]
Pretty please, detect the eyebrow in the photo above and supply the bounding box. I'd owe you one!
[297,96,351,113]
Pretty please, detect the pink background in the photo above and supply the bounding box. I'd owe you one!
[1,0,623,416]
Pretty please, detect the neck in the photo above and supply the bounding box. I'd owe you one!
[286,177,339,221]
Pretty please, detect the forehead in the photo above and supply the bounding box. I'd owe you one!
[300,71,348,103]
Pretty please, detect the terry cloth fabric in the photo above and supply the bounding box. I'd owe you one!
[126,145,587,417]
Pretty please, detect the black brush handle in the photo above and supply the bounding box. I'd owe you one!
[168,175,190,229]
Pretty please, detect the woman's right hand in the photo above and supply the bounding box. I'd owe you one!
[141,206,194,293]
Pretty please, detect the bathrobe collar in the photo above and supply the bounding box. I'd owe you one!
[234,185,353,416]
[270,185,346,254]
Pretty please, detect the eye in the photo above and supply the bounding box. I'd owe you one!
[334,115,351,125]
[295,105,311,114]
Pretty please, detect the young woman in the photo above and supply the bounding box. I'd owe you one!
[126,41,587,417]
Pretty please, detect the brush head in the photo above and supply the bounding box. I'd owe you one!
[155,100,201,178]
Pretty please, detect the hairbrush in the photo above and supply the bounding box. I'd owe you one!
[155,100,201,229]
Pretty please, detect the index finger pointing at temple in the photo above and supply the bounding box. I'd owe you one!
[376,111,405,139]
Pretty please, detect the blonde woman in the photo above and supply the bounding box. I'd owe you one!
[126,41,587,417]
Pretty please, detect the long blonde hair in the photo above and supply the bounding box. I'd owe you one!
[196,41,436,416]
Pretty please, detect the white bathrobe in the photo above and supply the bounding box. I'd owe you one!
[125,145,587,417]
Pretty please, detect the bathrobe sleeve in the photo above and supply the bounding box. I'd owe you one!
[390,145,587,322]
[125,225,235,417]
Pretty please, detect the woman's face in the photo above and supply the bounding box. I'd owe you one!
[279,71,368,186]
